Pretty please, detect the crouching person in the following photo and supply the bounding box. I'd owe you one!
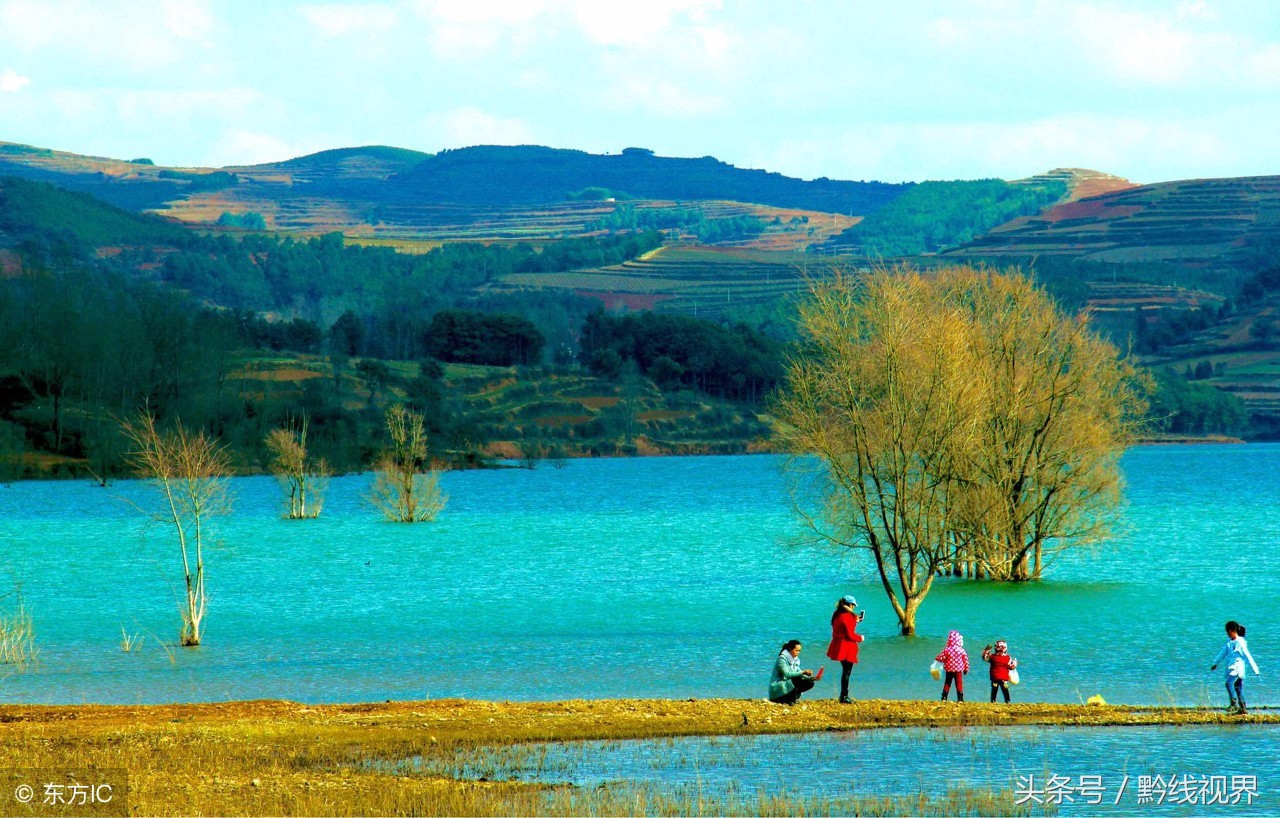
[768,639,819,704]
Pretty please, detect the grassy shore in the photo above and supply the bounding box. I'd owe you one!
[1,697,1272,816]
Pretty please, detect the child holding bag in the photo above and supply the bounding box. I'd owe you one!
[935,630,969,702]
[982,639,1018,703]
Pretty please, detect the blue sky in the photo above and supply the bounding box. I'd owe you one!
[1,0,1278,184]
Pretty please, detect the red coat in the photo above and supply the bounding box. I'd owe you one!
[826,610,863,663]
[985,651,1014,682]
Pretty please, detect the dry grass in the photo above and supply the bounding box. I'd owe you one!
[0,697,1265,816]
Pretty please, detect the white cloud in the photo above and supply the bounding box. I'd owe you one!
[0,68,29,93]
[418,0,546,26]
[0,0,224,70]
[569,0,720,46]
[302,3,399,37]
[0,0,59,49]
[1176,1,1218,23]
[427,22,505,59]
[750,113,1258,185]
[162,0,216,41]
[598,73,726,117]
[115,88,263,123]
[1072,5,1194,85]
[409,0,726,58]
[422,107,533,148]
[210,129,309,167]
[1243,43,1280,87]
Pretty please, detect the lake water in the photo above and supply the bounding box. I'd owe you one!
[443,726,1277,815]
[0,444,1277,706]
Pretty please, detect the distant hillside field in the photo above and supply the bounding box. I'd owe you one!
[0,141,905,244]
[498,245,822,320]
[947,175,1280,293]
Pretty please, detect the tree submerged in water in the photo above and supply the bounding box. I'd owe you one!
[265,417,328,519]
[775,265,1148,635]
[121,411,233,646]
[367,405,447,523]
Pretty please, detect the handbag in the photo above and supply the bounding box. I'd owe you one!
[930,660,943,680]
[1009,668,1021,685]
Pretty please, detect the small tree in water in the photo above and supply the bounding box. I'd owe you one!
[367,405,447,522]
[121,411,233,646]
[265,417,328,519]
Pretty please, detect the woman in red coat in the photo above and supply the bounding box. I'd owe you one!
[826,594,864,703]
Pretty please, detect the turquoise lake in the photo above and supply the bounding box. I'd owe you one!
[0,443,1276,706]
[463,726,1276,814]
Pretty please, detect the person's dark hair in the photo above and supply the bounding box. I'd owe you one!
[831,598,853,623]
[1239,624,1247,636]
[1226,620,1242,635]
[781,639,802,653]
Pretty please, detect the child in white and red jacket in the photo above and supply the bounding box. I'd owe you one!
[982,639,1018,703]
[936,630,970,702]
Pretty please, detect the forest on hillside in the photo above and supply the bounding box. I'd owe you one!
[829,178,1067,255]
[0,175,1259,480]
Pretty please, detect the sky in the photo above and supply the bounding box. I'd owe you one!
[1,0,1279,184]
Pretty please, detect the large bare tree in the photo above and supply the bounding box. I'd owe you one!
[776,265,1147,634]
[121,411,233,646]
[944,271,1148,580]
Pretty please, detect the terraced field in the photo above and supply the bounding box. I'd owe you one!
[948,175,1280,291]
[171,186,855,247]
[499,245,839,318]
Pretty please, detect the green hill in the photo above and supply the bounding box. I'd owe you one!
[823,178,1068,255]
[0,175,189,248]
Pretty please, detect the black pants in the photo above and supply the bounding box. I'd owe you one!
[839,660,854,701]
[990,679,1010,702]
[772,675,815,705]
[941,671,964,701]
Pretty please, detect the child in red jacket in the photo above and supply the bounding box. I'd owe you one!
[982,640,1018,703]
[935,630,969,702]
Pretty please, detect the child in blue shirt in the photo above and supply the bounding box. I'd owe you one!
[1211,620,1261,715]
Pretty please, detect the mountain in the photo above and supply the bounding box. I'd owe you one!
[387,145,908,211]
[0,141,910,243]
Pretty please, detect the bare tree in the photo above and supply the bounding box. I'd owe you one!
[121,411,233,646]
[519,433,547,470]
[776,265,1146,634]
[265,417,329,519]
[367,405,447,522]
[776,267,984,635]
[940,270,1149,580]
